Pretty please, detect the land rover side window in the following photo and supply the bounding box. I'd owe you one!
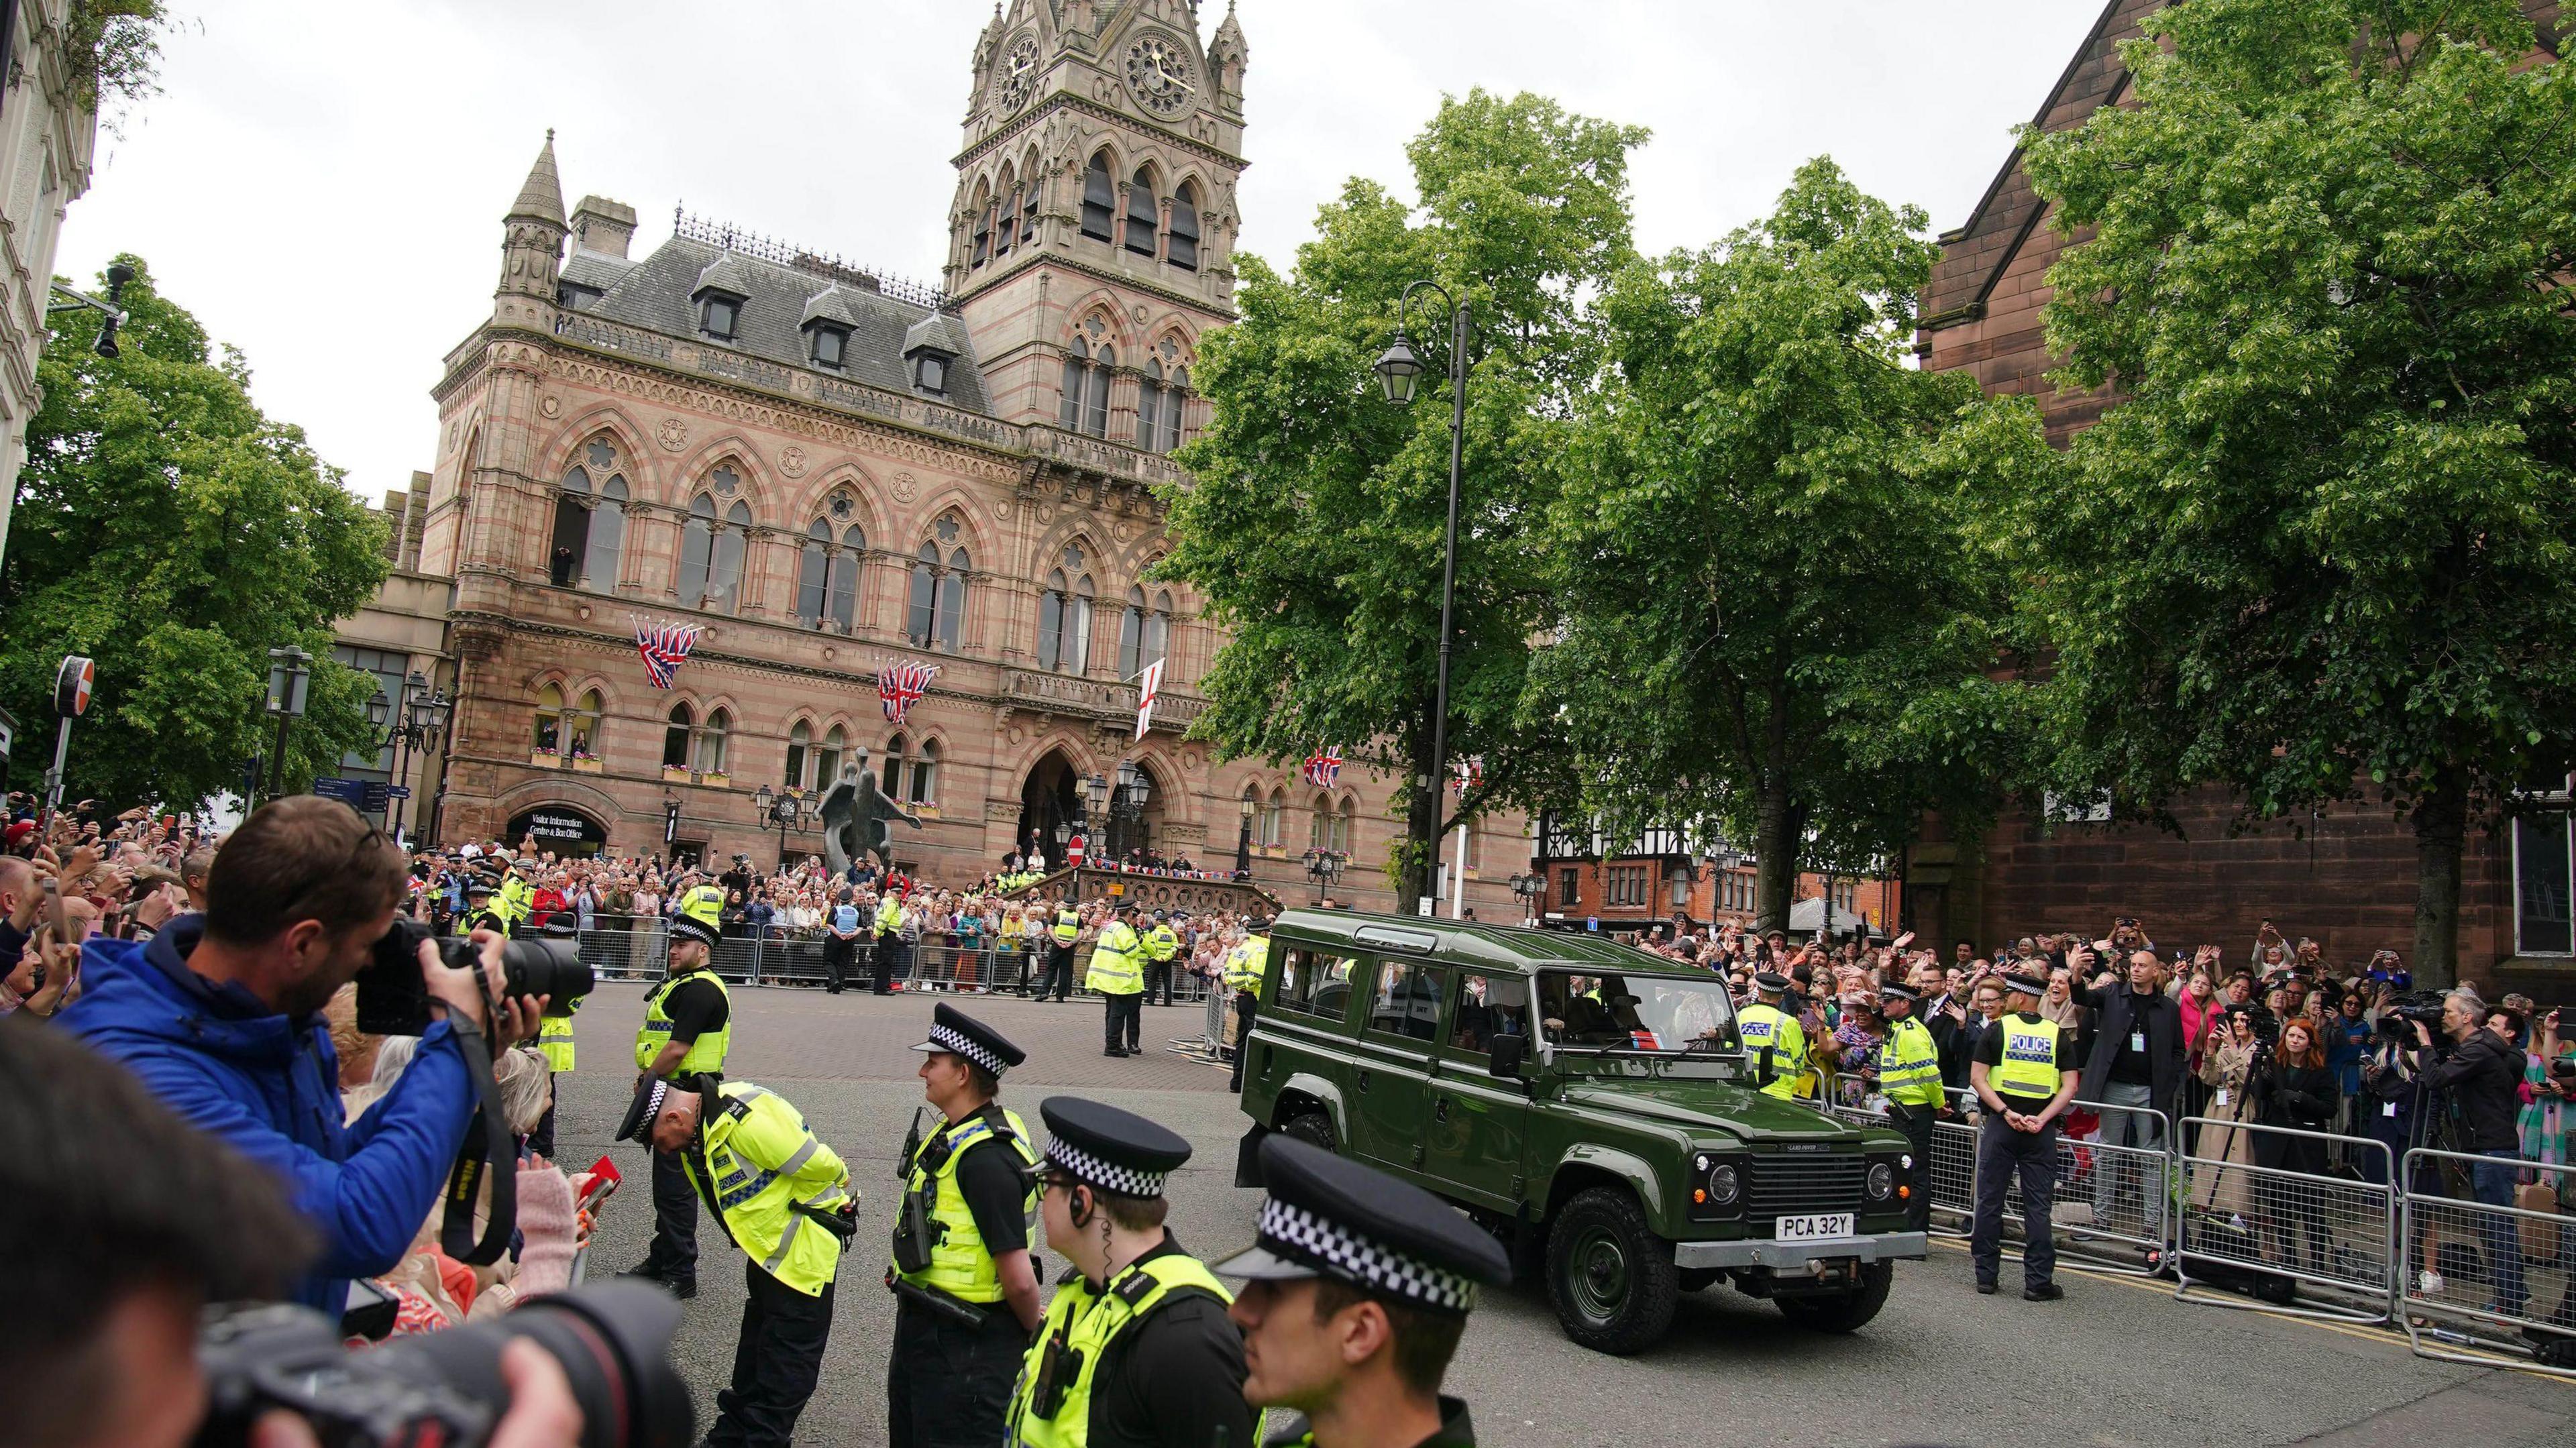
[1446,972,1529,1057]
[1277,949,1357,1022]
[1366,959,1446,1041]
[1537,970,1734,1051]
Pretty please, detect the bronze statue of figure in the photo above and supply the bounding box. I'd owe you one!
[820,746,922,875]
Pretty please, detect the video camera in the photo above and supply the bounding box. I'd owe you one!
[195,1280,691,1448]
[356,916,594,1037]
[2376,989,2447,1044]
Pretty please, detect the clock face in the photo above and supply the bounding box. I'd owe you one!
[996,36,1038,113]
[1123,34,1194,117]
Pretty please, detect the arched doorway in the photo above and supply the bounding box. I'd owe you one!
[1016,749,1086,866]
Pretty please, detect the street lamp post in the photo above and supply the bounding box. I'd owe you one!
[751,784,814,871]
[262,645,311,805]
[364,671,450,844]
[1302,847,1346,905]
[1509,871,1546,928]
[1083,773,1110,865]
[1235,794,1256,878]
[1376,280,1470,917]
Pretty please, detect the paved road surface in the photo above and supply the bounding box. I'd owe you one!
[558,983,2568,1446]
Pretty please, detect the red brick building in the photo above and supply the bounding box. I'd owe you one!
[1519,823,1898,942]
[1907,1,2567,988]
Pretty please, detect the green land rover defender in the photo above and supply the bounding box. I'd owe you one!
[1234,909,1927,1354]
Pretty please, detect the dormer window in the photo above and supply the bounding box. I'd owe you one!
[557,281,602,311]
[698,292,742,340]
[914,351,950,395]
[808,322,849,370]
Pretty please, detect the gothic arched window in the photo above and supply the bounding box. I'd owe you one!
[826,522,863,630]
[908,545,938,646]
[696,707,732,776]
[971,180,993,267]
[994,167,1019,258]
[678,496,716,608]
[1263,787,1286,848]
[533,683,566,755]
[1169,182,1200,272]
[1138,359,1164,453]
[818,724,847,793]
[549,468,590,586]
[1059,337,1089,431]
[1068,572,1095,673]
[1038,569,1067,670]
[936,546,968,652]
[1020,171,1040,242]
[1125,168,1159,257]
[883,732,908,797]
[786,720,811,789]
[797,522,830,626]
[1163,367,1189,453]
[1081,153,1116,241]
[910,738,941,805]
[662,702,694,771]
[1118,586,1146,679]
[1145,589,1171,669]
[1086,344,1112,437]
[587,475,628,591]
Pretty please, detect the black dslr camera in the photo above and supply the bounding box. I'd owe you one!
[193,1280,692,1448]
[356,917,594,1036]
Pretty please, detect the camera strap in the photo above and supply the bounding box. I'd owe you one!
[438,1020,519,1266]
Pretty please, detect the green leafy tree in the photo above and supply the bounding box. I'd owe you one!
[0,257,387,812]
[1536,159,2043,930]
[1164,91,1647,901]
[2002,0,2576,985]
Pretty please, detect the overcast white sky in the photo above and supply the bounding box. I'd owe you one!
[56,1,2103,503]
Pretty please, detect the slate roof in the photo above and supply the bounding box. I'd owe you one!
[575,235,991,414]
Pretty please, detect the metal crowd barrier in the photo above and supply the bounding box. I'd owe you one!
[2174,1117,2395,1325]
[2400,1151,2576,1376]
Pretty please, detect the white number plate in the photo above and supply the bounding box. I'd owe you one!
[1773,1213,1854,1242]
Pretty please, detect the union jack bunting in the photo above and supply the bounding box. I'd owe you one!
[633,620,704,689]
[1301,746,1344,788]
[878,659,939,726]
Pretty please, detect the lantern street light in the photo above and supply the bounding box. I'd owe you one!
[751,783,816,872]
[1302,846,1347,905]
[364,669,451,842]
[1236,793,1258,879]
[1509,871,1547,928]
[261,645,311,804]
[1376,278,1470,916]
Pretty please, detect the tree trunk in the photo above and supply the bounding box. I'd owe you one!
[1750,678,1802,936]
[2410,768,2466,991]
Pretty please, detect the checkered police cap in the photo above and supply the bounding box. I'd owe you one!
[1255,1195,1481,1314]
[926,1021,1008,1076]
[1045,1134,1169,1197]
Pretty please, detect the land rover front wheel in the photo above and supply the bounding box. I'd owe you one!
[1544,1186,1678,1354]
[1775,1260,1892,1333]
[1281,1111,1336,1153]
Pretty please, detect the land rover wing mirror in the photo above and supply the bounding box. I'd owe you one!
[1489,1032,1527,1078]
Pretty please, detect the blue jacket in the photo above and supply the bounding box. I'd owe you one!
[60,916,480,1315]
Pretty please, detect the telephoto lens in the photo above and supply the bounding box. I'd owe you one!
[195,1280,693,1448]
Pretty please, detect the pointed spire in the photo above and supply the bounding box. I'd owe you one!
[507,129,566,228]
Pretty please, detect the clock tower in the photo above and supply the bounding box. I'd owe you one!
[946,0,1248,440]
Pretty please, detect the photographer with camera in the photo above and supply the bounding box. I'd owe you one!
[0,1015,613,1448]
[2412,989,2528,1317]
[59,797,548,1317]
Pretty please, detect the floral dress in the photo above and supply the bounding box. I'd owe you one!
[2519,1050,2570,1168]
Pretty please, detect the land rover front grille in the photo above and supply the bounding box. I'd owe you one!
[1743,1153,1866,1220]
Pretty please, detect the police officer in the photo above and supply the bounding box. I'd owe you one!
[1141,911,1181,1007]
[495,856,536,935]
[888,1005,1040,1448]
[1969,968,2078,1300]
[1090,903,1146,1058]
[1006,1098,1252,1448]
[1873,981,1944,1234]
[1042,895,1083,1003]
[1223,917,1272,1093]
[873,887,910,995]
[622,905,731,1298]
[1219,1134,1510,1448]
[824,887,863,995]
[1734,971,1809,1103]
[621,1072,854,1448]
[457,877,503,936]
[528,910,582,1160]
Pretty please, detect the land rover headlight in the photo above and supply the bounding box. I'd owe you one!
[1706,1162,1743,1208]
[1864,1161,1896,1203]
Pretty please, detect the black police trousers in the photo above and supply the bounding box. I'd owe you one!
[1228,992,1258,1093]
[1104,991,1142,1052]
[1142,958,1174,1005]
[1970,1112,2058,1289]
[644,1142,698,1286]
[823,935,856,993]
[706,1260,835,1448]
[1042,944,1075,1001]
[1885,1100,1938,1235]
[886,1296,1026,1448]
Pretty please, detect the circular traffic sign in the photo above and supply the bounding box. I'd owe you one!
[54,655,93,717]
